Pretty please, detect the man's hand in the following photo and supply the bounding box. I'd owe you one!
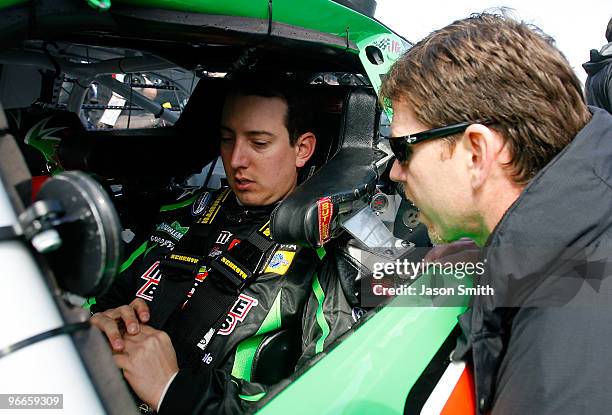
[113,325,179,410]
[424,237,481,264]
[90,298,150,352]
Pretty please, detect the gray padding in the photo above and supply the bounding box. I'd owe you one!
[70,320,139,415]
[0,103,31,213]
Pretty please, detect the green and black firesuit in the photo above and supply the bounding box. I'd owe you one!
[91,186,356,414]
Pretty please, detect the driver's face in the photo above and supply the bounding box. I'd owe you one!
[220,94,301,206]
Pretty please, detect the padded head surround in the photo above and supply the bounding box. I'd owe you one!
[271,87,382,247]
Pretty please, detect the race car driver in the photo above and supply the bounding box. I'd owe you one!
[90,75,355,414]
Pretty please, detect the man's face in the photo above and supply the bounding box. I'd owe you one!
[389,101,473,244]
[220,93,303,206]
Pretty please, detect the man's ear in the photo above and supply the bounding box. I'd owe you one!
[294,132,316,168]
[463,124,501,189]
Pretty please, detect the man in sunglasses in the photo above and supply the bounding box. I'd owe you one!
[382,12,612,415]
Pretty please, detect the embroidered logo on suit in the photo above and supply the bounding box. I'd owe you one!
[218,294,259,336]
[135,261,161,301]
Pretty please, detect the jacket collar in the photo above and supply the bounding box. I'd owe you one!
[481,107,612,307]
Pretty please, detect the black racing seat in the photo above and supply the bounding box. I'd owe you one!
[248,87,385,383]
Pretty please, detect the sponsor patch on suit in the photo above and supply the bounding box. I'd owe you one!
[264,250,296,275]
[192,192,212,216]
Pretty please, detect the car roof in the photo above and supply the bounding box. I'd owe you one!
[0,0,406,73]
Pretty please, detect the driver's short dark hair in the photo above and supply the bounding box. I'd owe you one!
[606,17,612,42]
[227,73,314,146]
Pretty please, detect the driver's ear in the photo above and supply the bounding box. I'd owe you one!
[294,132,316,168]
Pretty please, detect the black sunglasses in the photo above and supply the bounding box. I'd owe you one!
[384,121,489,163]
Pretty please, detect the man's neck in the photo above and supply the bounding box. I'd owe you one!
[475,180,524,246]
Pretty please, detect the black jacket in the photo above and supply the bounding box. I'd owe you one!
[583,43,612,113]
[454,108,612,414]
[92,187,355,414]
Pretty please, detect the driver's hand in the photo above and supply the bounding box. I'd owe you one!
[113,325,178,410]
[90,298,150,352]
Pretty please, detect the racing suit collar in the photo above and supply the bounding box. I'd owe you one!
[223,193,280,224]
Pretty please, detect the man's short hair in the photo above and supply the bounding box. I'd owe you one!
[606,17,612,42]
[227,73,313,146]
[381,12,591,184]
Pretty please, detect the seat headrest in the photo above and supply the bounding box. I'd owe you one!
[271,149,379,247]
[271,87,383,248]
